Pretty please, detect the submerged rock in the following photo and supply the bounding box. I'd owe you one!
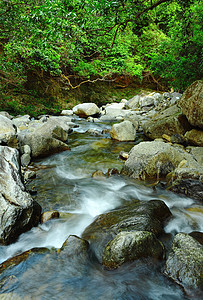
[165,233,203,290]
[0,146,42,245]
[110,120,136,141]
[102,231,164,269]
[82,200,171,262]
[178,80,203,129]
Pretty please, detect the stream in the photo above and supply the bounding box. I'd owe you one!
[0,117,202,299]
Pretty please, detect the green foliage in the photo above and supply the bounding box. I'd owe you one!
[0,0,202,101]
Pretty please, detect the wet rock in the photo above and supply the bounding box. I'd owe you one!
[142,105,190,140]
[24,170,36,181]
[106,168,119,177]
[189,232,203,245]
[41,211,60,223]
[0,146,42,245]
[82,200,171,263]
[92,170,106,179]
[102,231,164,269]
[119,151,129,160]
[110,120,136,141]
[86,129,102,136]
[184,129,203,147]
[73,103,100,117]
[164,233,203,289]
[0,115,18,148]
[20,153,31,167]
[178,80,203,129]
[170,134,186,145]
[59,235,89,260]
[121,141,197,180]
[169,179,203,202]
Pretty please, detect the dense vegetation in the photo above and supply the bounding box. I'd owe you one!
[0,0,202,115]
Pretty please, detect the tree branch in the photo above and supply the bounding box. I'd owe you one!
[61,74,115,89]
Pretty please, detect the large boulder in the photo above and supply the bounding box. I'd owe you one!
[0,146,41,244]
[178,80,203,129]
[121,141,197,180]
[18,118,70,158]
[110,120,136,141]
[0,115,18,148]
[73,103,100,117]
[82,200,171,262]
[142,105,191,140]
[165,233,203,290]
[102,231,164,269]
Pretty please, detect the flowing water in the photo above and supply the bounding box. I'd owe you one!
[0,118,202,299]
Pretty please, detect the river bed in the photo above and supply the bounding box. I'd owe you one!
[0,118,202,299]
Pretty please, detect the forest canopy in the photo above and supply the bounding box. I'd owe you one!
[0,0,202,93]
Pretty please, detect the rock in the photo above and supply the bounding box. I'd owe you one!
[170,92,182,105]
[164,233,203,289]
[104,103,127,119]
[41,211,60,223]
[0,111,13,119]
[169,179,203,202]
[125,95,140,109]
[73,103,100,117]
[92,170,106,178]
[119,151,129,160]
[139,96,155,108]
[178,80,203,129]
[86,129,102,136]
[106,168,119,177]
[23,144,31,155]
[61,109,73,116]
[102,231,164,269]
[20,153,31,167]
[0,115,18,148]
[189,231,203,245]
[82,200,171,262]
[184,129,203,146]
[59,235,89,260]
[187,146,203,164]
[12,115,31,130]
[0,146,41,244]
[110,120,136,141]
[18,119,70,158]
[142,105,191,140]
[121,141,197,180]
[24,170,36,181]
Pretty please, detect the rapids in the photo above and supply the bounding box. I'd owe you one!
[0,117,202,299]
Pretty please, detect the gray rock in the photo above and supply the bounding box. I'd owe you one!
[0,146,41,244]
[18,119,70,158]
[23,144,31,155]
[187,146,203,165]
[178,80,203,129]
[110,120,136,141]
[102,231,164,269]
[0,111,13,119]
[139,96,155,108]
[12,115,31,130]
[125,95,140,109]
[121,141,198,180]
[61,109,73,116]
[21,153,31,167]
[73,103,100,117]
[170,92,182,105]
[142,105,191,140]
[0,115,18,148]
[165,233,203,289]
